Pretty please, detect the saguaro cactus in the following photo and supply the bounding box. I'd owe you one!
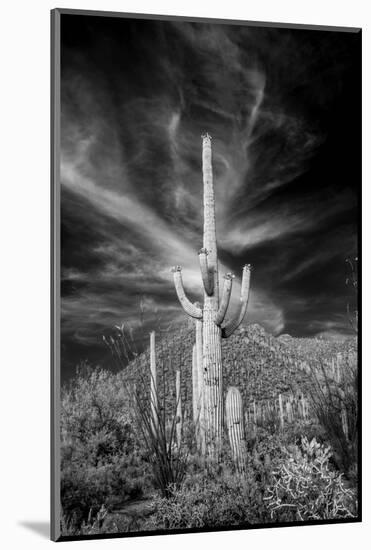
[278,393,285,429]
[226,387,246,472]
[175,369,182,448]
[149,331,158,434]
[286,400,293,423]
[172,133,252,457]
[192,344,199,425]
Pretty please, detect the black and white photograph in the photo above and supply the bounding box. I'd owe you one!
[52,9,361,541]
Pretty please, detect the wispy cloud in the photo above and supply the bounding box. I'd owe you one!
[60,17,359,375]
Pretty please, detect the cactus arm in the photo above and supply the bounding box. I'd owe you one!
[214,273,234,325]
[198,248,214,296]
[172,266,203,319]
[222,264,252,338]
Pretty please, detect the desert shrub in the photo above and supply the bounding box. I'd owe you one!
[147,476,247,529]
[146,456,274,530]
[61,504,109,537]
[255,405,281,434]
[61,365,150,531]
[61,505,155,537]
[61,364,134,450]
[246,428,287,470]
[61,453,146,529]
[264,437,358,522]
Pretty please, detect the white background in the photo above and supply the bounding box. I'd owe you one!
[0,0,369,548]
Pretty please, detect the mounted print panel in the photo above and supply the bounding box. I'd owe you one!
[51,8,361,542]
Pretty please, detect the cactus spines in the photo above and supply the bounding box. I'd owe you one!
[226,387,246,472]
[176,369,182,448]
[149,331,158,434]
[171,134,252,458]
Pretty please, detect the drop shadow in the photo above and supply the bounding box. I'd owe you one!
[18,521,50,539]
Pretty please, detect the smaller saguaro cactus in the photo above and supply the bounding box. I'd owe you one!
[225,387,246,472]
[176,369,182,448]
[278,393,285,429]
[149,331,158,434]
[192,344,199,425]
[336,352,342,383]
[286,400,293,423]
[253,400,257,428]
[301,394,308,420]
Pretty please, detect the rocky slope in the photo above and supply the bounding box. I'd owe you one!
[117,323,357,419]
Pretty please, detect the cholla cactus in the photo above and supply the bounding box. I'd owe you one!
[225,387,246,472]
[172,134,252,458]
[265,437,357,521]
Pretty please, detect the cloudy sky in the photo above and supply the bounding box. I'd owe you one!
[60,13,360,379]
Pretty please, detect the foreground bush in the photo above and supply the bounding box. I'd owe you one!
[61,453,147,530]
[146,435,358,531]
[146,461,272,530]
[265,437,358,522]
[61,365,150,531]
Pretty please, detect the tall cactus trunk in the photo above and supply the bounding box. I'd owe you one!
[226,387,246,472]
[201,134,223,458]
[193,315,206,452]
[203,308,223,457]
[196,318,204,452]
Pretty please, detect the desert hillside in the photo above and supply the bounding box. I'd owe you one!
[119,323,357,418]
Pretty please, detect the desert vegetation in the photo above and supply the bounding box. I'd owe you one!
[60,324,358,536]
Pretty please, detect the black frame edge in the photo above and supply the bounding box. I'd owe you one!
[53,7,361,33]
[51,7,62,543]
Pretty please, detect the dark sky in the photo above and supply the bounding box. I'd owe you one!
[60,14,360,379]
